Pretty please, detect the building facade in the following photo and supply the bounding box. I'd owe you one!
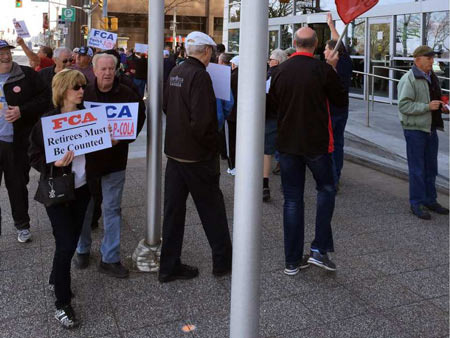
[223,0,449,103]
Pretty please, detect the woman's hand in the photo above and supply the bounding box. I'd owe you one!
[108,124,119,146]
[54,151,74,167]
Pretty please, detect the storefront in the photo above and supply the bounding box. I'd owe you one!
[223,0,449,102]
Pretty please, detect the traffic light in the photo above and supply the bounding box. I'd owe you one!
[110,17,118,31]
[15,0,22,8]
[98,0,103,8]
[102,17,109,30]
[81,25,89,36]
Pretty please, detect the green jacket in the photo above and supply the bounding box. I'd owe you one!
[397,67,443,133]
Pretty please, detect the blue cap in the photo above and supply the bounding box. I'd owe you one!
[0,40,15,50]
[77,46,94,57]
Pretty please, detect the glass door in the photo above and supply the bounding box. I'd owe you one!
[369,17,391,101]
[269,27,279,55]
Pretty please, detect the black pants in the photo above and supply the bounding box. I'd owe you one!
[47,185,90,309]
[0,141,30,234]
[219,128,228,160]
[160,157,232,275]
[227,120,237,169]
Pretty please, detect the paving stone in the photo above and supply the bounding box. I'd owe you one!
[0,247,42,272]
[0,314,48,338]
[429,296,449,314]
[392,268,449,299]
[0,287,47,321]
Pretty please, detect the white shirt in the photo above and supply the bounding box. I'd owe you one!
[71,155,87,189]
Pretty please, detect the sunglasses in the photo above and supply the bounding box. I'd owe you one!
[62,58,74,64]
[72,84,87,91]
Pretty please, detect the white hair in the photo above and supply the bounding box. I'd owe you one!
[53,47,72,59]
[186,45,211,57]
[270,49,288,64]
[92,53,117,69]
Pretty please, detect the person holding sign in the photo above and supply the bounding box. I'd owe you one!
[28,69,92,329]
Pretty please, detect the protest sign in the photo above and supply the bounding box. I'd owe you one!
[41,107,112,163]
[87,29,117,50]
[135,43,148,53]
[206,63,231,101]
[13,19,30,38]
[266,78,271,94]
[84,102,139,140]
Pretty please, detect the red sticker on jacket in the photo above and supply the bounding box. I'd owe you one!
[13,86,21,93]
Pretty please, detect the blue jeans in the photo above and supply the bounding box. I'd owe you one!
[403,129,438,207]
[331,113,348,184]
[280,153,336,265]
[76,170,126,263]
[133,78,146,98]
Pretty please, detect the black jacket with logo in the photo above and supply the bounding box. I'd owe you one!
[163,57,218,161]
[269,53,347,156]
[4,62,49,154]
[84,78,146,178]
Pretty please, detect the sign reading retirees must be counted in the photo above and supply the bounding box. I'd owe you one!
[41,107,112,163]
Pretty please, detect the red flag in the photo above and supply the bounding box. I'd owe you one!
[335,0,379,24]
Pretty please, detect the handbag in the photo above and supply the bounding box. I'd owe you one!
[34,165,76,207]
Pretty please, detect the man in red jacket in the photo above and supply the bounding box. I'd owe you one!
[269,27,347,275]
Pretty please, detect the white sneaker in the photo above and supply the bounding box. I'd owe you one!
[17,229,32,243]
[55,305,80,329]
[227,168,236,176]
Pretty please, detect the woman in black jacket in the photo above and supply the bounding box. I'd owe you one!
[29,69,90,329]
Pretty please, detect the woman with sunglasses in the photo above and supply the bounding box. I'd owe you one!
[29,69,90,329]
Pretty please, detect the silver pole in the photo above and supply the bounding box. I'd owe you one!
[229,0,267,336]
[132,0,164,272]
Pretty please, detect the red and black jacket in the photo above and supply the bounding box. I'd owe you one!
[269,52,347,156]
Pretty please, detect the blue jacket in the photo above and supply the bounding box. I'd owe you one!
[216,92,234,130]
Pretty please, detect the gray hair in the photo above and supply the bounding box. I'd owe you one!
[92,53,117,69]
[270,49,288,64]
[294,30,318,49]
[53,47,72,59]
[186,45,211,57]
[219,53,233,65]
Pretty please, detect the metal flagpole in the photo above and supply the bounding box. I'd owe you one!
[229,0,268,336]
[132,0,164,272]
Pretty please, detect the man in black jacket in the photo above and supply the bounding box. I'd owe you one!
[75,53,146,278]
[269,27,347,275]
[159,31,232,283]
[0,40,49,241]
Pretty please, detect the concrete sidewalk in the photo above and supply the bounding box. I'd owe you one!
[0,157,448,337]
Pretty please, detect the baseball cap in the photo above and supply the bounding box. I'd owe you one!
[185,31,216,47]
[163,50,170,57]
[0,40,15,50]
[230,55,240,67]
[77,46,94,57]
[413,45,435,58]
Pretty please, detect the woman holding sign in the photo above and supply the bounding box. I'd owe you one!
[29,69,91,329]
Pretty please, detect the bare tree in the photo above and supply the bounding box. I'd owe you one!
[133,0,203,15]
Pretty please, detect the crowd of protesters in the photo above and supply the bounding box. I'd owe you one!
[0,10,448,329]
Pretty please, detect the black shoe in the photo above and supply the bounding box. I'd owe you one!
[158,264,199,283]
[213,265,232,277]
[98,261,129,278]
[73,253,90,270]
[308,251,336,271]
[283,256,310,276]
[54,305,80,329]
[411,204,432,220]
[272,162,280,175]
[263,187,271,202]
[424,202,449,215]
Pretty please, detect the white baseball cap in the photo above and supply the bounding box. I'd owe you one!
[163,50,170,57]
[230,55,240,67]
[185,31,217,47]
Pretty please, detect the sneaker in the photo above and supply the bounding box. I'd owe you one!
[73,253,90,269]
[54,305,80,329]
[424,202,449,215]
[272,162,280,175]
[308,251,336,271]
[227,168,236,176]
[411,204,432,220]
[17,229,32,243]
[158,264,199,283]
[283,256,310,276]
[263,187,271,202]
[98,261,129,278]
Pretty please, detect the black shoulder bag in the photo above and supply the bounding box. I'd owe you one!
[34,165,75,207]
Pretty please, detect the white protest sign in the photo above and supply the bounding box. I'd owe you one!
[266,78,271,94]
[84,102,139,140]
[134,43,148,53]
[206,63,231,101]
[41,107,112,163]
[13,19,30,38]
[87,29,117,50]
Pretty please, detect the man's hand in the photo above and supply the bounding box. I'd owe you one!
[429,100,444,111]
[5,106,21,122]
[326,51,339,70]
[326,13,334,28]
[108,124,119,146]
[54,151,74,167]
[16,37,25,46]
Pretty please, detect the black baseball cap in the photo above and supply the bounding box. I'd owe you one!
[0,40,15,50]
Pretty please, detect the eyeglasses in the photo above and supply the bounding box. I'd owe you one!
[62,58,74,64]
[72,84,87,91]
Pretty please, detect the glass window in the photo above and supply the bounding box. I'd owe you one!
[228,29,240,53]
[424,11,449,59]
[214,18,223,32]
[229,1,241,23]
[346,19,365,56]
[395,14,421,57]
[295,0,335,14]
[349,58,365,95]
[280,24,293,49]
[269,0,294,18]
[269,30,279,54]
